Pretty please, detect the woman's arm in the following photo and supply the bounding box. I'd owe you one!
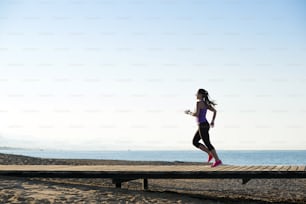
[207,104,217,127]
[185,102,201,117]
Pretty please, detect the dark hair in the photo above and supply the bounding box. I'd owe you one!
[197,88,217,106]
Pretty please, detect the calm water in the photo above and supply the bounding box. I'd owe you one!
[0,149,305,165]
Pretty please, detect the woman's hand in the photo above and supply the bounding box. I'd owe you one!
[184,110,191,115]
[210,121,215,128]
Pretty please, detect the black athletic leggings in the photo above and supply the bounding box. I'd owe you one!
[192,121,215,151]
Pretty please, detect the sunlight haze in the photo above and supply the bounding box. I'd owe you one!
[0,0,306,150]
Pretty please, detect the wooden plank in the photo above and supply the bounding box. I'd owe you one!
[257,166,269,171]
[271,165,299,171]
[234,166,253,172]
[276,166,289,171]
[263,166,274,171]
[245,165,256,171]
[210,165,235,171]
[262,166,270,171]
[190,166,209,171]
[296,166,305,171]
[222,165,243,171]
[288,166,299,171]
[264,166,276,171]
[272,165,284,171]
[253,165,267,171]
[285,166,292,171]
[230,166,247,171]
[240,166,256,171]
[232,165,248,171]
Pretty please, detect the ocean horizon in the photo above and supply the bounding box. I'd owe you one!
[0,149,305,166]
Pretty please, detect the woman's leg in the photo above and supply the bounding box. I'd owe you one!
[199,123,221,161]
[192,130,210,154]
[210,149,220,162]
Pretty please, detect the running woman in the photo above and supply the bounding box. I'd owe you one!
[184,88,222,167]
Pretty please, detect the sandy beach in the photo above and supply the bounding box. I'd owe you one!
[0,153,305,204]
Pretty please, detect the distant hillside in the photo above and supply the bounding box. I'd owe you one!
[0,146,29,150]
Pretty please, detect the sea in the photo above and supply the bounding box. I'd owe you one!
[0,149,305,165]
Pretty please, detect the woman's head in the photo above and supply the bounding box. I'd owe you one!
[196,88,217,106]
[196,89,207,99]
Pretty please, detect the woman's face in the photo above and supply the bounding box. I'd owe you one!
[196,92,202,100]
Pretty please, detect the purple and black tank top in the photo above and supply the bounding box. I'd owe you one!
[197,107,208,124]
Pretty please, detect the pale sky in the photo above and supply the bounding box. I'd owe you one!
[0,0,306,150]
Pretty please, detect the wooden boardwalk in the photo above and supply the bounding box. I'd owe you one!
[0,165,305,189]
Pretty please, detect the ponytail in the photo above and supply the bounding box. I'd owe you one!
[204,94,217,106]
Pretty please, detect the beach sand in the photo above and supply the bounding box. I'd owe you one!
[0,153,305,203]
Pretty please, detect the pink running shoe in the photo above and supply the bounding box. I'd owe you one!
[211,160,222,168]
[208,153,213,163]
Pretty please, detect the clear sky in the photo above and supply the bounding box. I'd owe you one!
[0,0,305,150]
